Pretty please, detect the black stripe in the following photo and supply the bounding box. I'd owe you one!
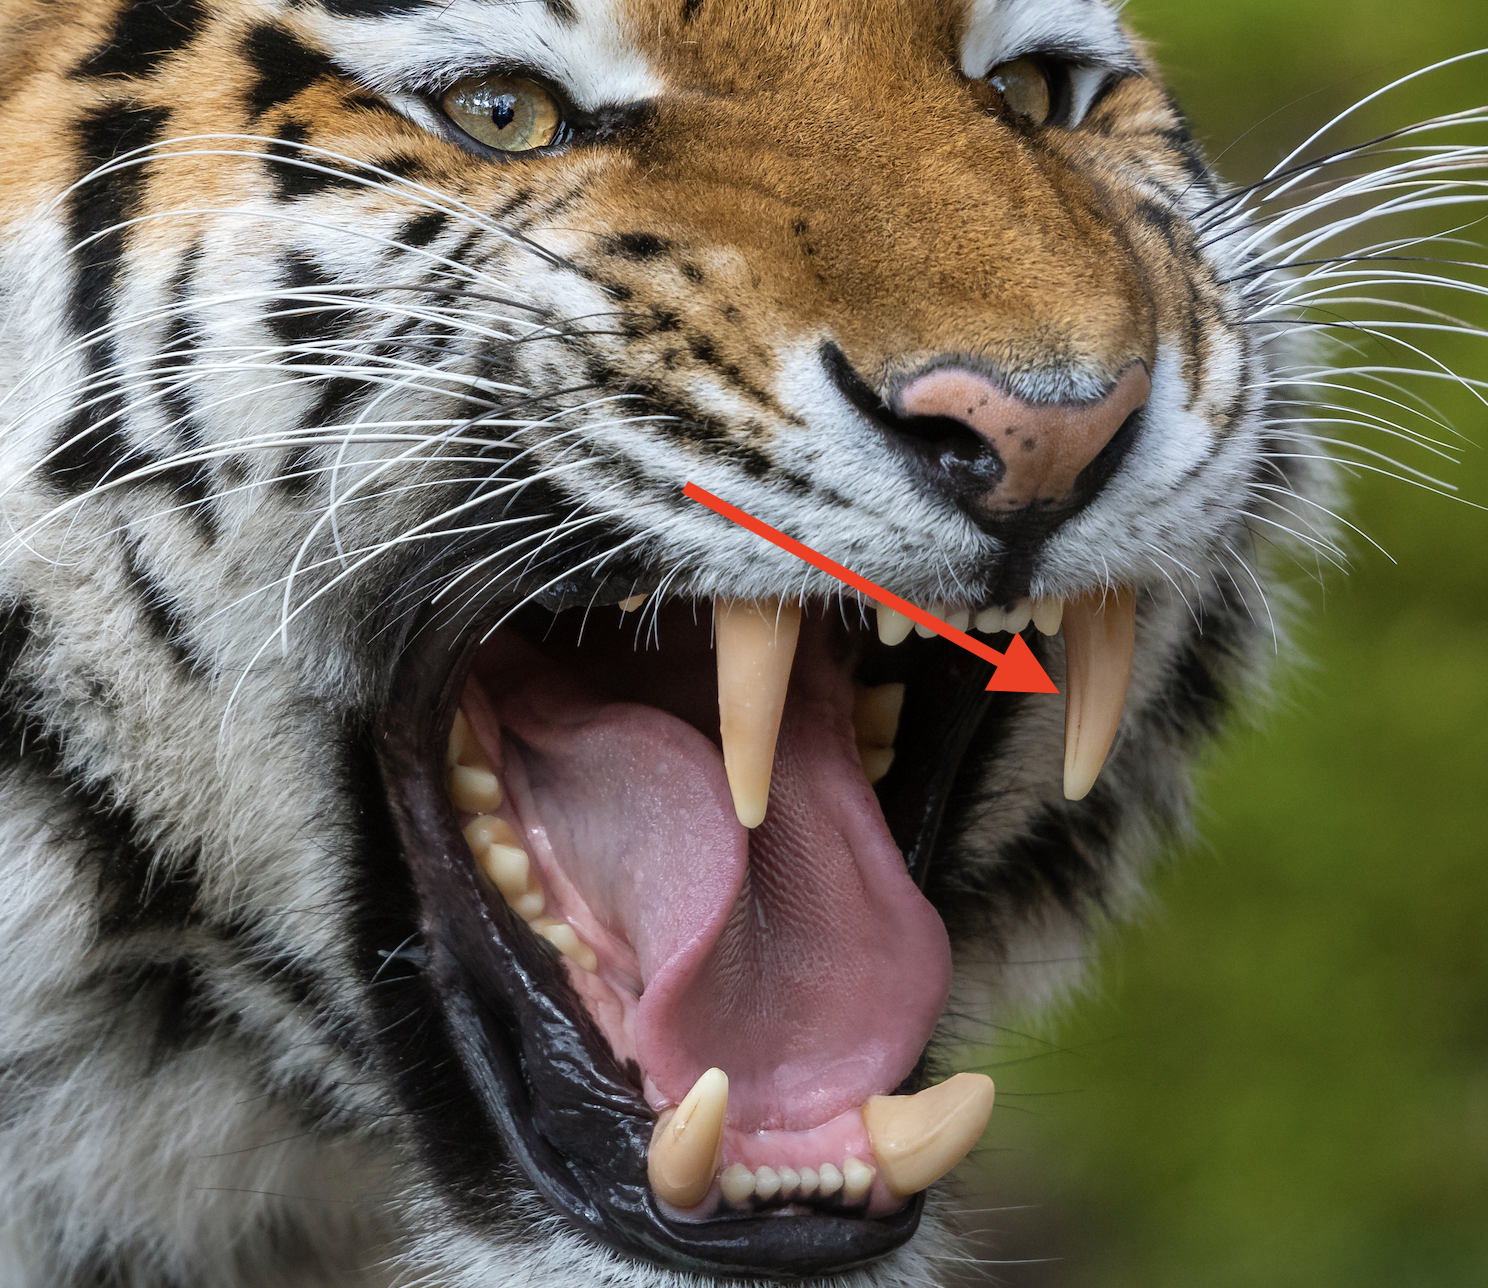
[78,0,209,80]
[265,122,365,199]
[314,0,437,13]
[120,539,204,675]
[244,24,338,119]
[397,210,447,250]
[45,103,170,497]
[67,102,169,340]
[267,251,357,346]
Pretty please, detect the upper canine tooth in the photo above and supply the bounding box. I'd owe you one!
[1061,589,1136,801]
[861,1072,997,1198]
[1032,596,1065,636]
[447,709,472,769]
[648,1067,729,1208]
[714,598,802,829]
[876,604,914,646]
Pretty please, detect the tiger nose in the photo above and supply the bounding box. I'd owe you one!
[894,364,1152,510]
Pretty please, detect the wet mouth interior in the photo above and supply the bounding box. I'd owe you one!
[380,589,1134,1273]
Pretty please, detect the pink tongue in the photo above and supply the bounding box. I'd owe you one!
[486,633,951,1133]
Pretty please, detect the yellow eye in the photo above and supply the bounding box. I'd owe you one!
[986,58,1052,127]
[441,74,562,153]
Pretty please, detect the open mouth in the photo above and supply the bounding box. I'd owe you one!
[373,587,1134,1276]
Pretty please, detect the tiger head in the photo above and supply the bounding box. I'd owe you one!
[0,0,1412,1283]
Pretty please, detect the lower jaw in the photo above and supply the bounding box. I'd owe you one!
[373,603,938,1278]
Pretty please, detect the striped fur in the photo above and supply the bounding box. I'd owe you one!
[0,0,1477,1283]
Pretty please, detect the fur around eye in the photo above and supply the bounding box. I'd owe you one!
[442,73,563,152]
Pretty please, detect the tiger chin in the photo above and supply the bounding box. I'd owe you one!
[0,0,1477,1284]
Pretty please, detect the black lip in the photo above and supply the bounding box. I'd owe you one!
[369,599,1020,1276]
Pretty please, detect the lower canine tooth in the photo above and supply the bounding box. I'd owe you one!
[714,598,802,829]
[853,683,905,747]
[720,1163,755,1205]
[876,604,914,646]
[862,1072,997,1198]
[858,747,894,784]
[447,709,472,769]
[1061,589,1136,801]
[842,1156,876,1203]
[448,764,502,814]
[817,1162,843,1197]
[648,1068,729,1209]
[753,1166,781,1201]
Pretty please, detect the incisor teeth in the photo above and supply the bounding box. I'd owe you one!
[1003,598,1033,634]
[876,604,914,646]
[842,1157,876,1203]
[753,1166,781,1200]
[1061,589,1136,801]
[817,1162,843,1197]
[945,608,970,632]
[777,1166,800,1198]
[714,598,802,829]
[618,593,647,612]
[797,1166,819,1196]
[648,1068,729,1209]
[720,1163,755,1205]
[1032,596,1065,636]
[862,1072,997,1198]
[914,605,941,639]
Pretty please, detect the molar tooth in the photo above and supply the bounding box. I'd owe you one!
[1003,598,1033,634]
[862,1072,997,1198]
[537,919,599,972]
[480,842,531,904]
[463,814,520,851]
[1032,596,1065,636]
[853,683,905,748]
[1061,589,1136,801]
[876,605,914,647]
[753,1166,781,1201]
[974,606,1008,635]
[648,1068,729,1209]
[842,1157,876,1203]
[446,709,472,769]
[719,1163,756,1206]
[448,764,502,814]
[618,593,647,612]
[714,598,802,829]
[797,1166,819,1197]
[817,1162,843,1197]
[776,1166,800,1198]
[511,877,546,922]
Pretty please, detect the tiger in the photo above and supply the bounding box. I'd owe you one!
[0,0,1479,1284]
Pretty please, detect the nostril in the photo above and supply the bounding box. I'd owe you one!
[820,342,1006,485]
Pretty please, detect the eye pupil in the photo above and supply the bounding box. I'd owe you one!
[491,95,517,131]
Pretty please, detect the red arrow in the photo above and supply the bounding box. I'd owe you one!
[683,481,1059,694]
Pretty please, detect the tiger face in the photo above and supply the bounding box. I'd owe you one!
[0,0,1428,1283]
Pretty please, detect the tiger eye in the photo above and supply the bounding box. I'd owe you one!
[442,74,562,152]
[986,58,1052,126]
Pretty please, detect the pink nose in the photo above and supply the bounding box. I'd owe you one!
[895,364,1152,508]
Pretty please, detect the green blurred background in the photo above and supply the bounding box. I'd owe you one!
[962,3,1488,1285]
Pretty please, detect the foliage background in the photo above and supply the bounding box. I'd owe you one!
[962,3,1488,1285]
